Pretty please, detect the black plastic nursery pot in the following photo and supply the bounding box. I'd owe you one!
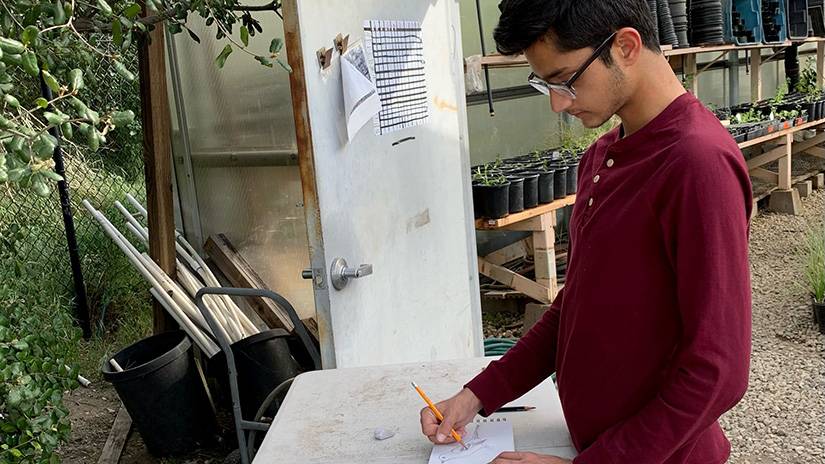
[525,169,555,204]
[472,181,482,219]
[519,172,540,208]
[472,182,511,219]
[550,165,569,200]
[814,299,825,334]
[563,159,579,194]
[506,176,525,213]
[207,329,303,421]
[102,331,216,457]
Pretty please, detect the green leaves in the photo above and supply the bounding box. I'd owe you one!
[0,37,25,55]
[111,110,134,127]
[34,97,48,108]
[21,51,38,77]
[255,56,273,68]
[112,60,134,81]
[240,26,249,47]
[123,3,142,19]
[4,94,20,108]
[270,37,284,54]
[97,0,113,16]
[69,69,83,92]
[20,26,39,47]
[41,70,60,93]
[215,44,232,68]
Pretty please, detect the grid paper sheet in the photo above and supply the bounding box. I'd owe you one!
[364,19,429,135]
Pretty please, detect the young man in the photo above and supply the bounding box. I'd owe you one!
[420,1,753,463]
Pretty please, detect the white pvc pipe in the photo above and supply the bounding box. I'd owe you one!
[82,200,219,357]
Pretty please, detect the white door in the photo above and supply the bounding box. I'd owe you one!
[284,0,482,368]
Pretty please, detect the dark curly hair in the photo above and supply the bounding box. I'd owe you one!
[493,0,660,64]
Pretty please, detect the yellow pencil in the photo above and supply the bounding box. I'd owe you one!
[412,381,468,450]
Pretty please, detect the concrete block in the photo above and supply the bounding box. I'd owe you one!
[812,173,825,190]
[794,180,813,198]
[524,303,550,333]
[768,189,802,215]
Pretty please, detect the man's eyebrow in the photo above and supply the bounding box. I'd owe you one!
[542,67,569,82]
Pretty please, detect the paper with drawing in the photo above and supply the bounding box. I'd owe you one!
[428,421,514,464]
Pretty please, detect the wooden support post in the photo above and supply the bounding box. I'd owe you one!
[751,48,762,102]
[778,134,793,190]
[818,41,825,89]
[139,5,176,334]
[684,53,698,94]
[531,213,557,298]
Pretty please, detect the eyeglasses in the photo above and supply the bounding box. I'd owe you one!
[528,32,618,100]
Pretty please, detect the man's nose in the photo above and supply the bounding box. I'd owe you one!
[549,91,573,113]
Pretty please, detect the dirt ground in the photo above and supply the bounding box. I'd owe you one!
[58,383,231,463]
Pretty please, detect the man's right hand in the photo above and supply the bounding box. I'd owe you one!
[419,387,484,444]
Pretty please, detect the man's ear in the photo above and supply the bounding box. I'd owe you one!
[612,27,643,67]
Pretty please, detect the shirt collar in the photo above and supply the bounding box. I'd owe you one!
[606,92,695,154]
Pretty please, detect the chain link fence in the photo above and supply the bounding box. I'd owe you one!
[0,40,150,335]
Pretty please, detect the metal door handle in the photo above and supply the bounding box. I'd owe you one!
[330,258,373,290]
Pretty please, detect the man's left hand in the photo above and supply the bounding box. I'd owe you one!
[489,451,572,463]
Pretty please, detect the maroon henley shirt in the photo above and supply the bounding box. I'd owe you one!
[466,92,753,463]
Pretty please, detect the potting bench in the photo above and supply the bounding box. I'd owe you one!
[475,195,575,304]
[252,357,577,463]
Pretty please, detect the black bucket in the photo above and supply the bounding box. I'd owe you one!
[527,170,555,204]
[473,183,510,219]
[102,331,216,456]
[209,329,301,420]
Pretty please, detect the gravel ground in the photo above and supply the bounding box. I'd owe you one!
[722,189,825,463]
[484,189,825,463]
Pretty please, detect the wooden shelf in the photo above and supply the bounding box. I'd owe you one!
[738,118,825,149]
[475,194,575,230]
[476,37,825,69]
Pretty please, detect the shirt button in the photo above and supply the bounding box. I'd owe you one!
[588,197,594,207]
[593,175,600,183]
[606,159,615,167]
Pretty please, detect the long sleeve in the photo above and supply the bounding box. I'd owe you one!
[573,149,752,463]
[465,285,565,416]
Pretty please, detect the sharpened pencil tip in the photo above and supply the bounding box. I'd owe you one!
[411,381,418,389]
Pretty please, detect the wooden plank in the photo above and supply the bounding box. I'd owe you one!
[204,234,296,333]
[778,134,793,190]
[477,257,552,304]
[747,144,790,169]
[792,131,825,154]
[684,53,698,94]
[301,317,319,341]
[483,238,531,266]
[751,47,762,102]
[502,212,552,232]
[751,167,779,184]
[804,146,825,159]
[97,405,131,464]
[532,218,557,298]
[475,195,575,230]
[818,41,825,89]
[138,5,176,334]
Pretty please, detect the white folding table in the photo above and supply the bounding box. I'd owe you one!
[253,357,577,463]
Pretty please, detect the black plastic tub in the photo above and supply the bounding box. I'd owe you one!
[563,160,579,194]
[528,169,555,204]
[102,331,216,456]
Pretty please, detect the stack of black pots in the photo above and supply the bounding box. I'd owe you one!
[690,0,725,45]
[471,150,582,220]
[669,0,690,46]
[657,0,679,46]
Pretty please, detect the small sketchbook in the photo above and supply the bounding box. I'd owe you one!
[427,418,514,464]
